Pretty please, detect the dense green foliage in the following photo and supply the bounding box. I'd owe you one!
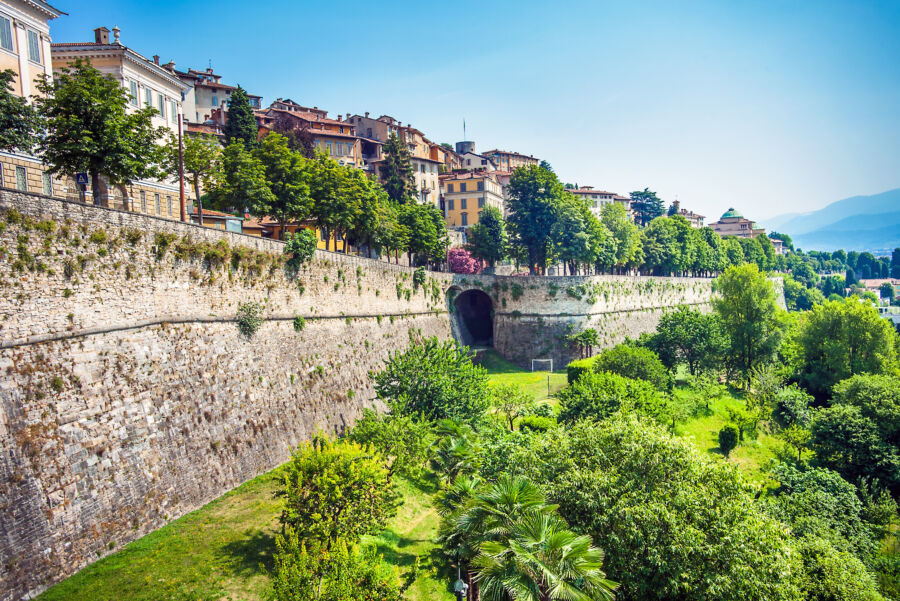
[718,423,739,457]
[0,69,41,153]
[592,344,671,390]
[222,86,259,148]
[374,337,490,423]
[557,371,666,424]
[465,205,508,269]
[647,307,727,374]
[379,132,416,203]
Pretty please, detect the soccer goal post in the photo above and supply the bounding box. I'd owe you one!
[531,358,553,372]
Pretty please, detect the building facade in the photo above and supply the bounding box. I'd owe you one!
[50,26,192,213]
[0,0,65,199]
[256,99,361,168]
[568,187,632,219]
[482,149,539,172]
[176,66,261,127]
[440,171,504,228]
[709,208,766,238]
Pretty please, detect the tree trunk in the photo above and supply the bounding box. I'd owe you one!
[193,178,203,226]
[90,171,102,207]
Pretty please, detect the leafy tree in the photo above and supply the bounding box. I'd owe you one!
[698,227,726,274]
[640,217,679,274]
[538,159,553,172]
[379,132,416,203]
[846,267,858,286]
[691,371,727,411]
[162,132,222,224]
[398,201,447,265]
[347,408,434,479]
[782,275,825,311]
[593,344,670,390]
[721,236,745,266]
[832,374,900,446]
[771,386,814,429]
[719,424,739,457]
[550,195,594,275]
[629,188,664,227]
[35,58,166,205]
[769,231,794,251]
[557,371,667,424]
[465,205,507,269]
[713,263,784,384]
[507,164,566,274]
[222,85,258,148]
[892,247,900,278]
[514,418,806,601]
[650,307,727,375]
[271,532,403,601]
[0,69,41,153]
[374,337,490,423]
[568,328,599,359]
[277,436,399,546]
[738,236,765,270]
[600,203,642,271]
[757,234,777,270]
[474,510,618,601]
[810,404,900,496]
[489,382,534,430]
[208,141,274,214]
[795,298,899,397]
[251,133,312,238]
[879,282,894,299]
[794,537,885,601]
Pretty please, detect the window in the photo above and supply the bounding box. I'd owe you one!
[481,159,486,165]
[478,197,485,208]
[339,126,344,134]
[466,159,471,166]
[460,183,467,192]
[366,127,372,138]
[447,183,454,193]
[167,196,172,216]
[477,181,484,191]
[129,80,138,106]
[461,198,467,210]
[0,15,12,51]
[461,212,468,226]
[145,88,153,107]
[42,172,52,196]
[157,94,165,118]
[448,199,454,211]
[420,164,425,173]
[170,100,177,121]
[140,190,146,212]
[325,141,332,155]
[155,193,161,215]
[16,166,26,191]
[211,95,218,107]
[27,30,40,63]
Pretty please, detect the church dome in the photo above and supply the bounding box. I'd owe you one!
[721,208,743,219]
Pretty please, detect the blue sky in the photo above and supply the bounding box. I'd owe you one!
[49,0,900,220]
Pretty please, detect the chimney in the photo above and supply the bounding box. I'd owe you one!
[337,115,342,122]
[94,27,110,44]
[164,60,175,70]
[153,55,160,65]
[364,111,369,118]
[206,67,213,74]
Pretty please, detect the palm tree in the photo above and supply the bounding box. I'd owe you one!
[429,420,482,481]
[474,511,618,601]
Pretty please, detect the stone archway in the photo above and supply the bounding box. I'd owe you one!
[451,289,494,347]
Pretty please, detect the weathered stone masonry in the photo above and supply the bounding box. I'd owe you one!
[0,189,717,600]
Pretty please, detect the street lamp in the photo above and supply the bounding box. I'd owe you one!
[453,564,469,601]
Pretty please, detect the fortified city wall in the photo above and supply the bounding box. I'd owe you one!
[0,189,720,600]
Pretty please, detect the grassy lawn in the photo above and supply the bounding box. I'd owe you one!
[480,349,567,403]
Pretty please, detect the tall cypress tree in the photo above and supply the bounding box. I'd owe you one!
[223,86,259,148]
[379,132,416,203]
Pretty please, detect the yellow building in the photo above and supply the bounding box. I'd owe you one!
[482,149,540,172]
[0,0,65,197]
[440,172,504,228]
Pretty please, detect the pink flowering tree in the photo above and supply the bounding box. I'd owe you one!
[448,248,481,274]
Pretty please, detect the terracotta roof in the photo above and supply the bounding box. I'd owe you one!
[259,107,352,129]
[483,149,538,160]
[570,188,617,195]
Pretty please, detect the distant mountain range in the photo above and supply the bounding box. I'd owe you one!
[760,189,900,254]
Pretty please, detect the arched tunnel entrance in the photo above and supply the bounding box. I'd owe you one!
[451,289,494,347]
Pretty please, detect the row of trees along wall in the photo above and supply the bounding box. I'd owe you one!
[0,189,718,600]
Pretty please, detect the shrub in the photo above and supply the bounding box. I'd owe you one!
[519,415,556,432]
[566,357,597,384]
[413,266,426,289]
[236,301,264,338]
[593,344,671,391]
[719,424,739,457]
[771,386,813,429]
[284,229,317,266]
[154,232,177,259]
[292,316,306,331]
[558,371,667,424]
[447,247,480,274]
[89,229,108,244]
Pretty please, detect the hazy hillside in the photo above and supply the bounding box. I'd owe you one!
[763,188,900,253]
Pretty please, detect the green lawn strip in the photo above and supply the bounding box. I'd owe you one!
[38,471,282,601]
[480,349,567,403]
[362,475,455,601]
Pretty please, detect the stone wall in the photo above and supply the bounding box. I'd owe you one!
[0,188,723,600]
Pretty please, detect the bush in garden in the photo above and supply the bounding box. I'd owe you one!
[719,424,739,458]
[447,247,481,274]
[593,344,671,391]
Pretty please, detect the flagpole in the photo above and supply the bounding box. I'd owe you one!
[178,107,187,222]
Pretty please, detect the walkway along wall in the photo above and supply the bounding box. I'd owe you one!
[0,189,717,599]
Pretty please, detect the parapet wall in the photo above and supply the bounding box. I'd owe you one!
[0,189,719,600]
